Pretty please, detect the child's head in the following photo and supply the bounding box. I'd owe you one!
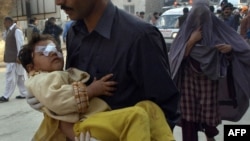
[18,34,64,73]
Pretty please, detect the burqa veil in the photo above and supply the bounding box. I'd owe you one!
[169,0,250,121]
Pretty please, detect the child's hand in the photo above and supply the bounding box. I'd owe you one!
[87,74,117,98]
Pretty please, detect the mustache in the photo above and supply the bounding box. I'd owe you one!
[61,5,73,11]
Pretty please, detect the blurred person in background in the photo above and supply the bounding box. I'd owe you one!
[139,11,145,20]
[218,2,240,31]
[26,17,40,42]
[240,5,248,19]
[149,12,159,26]
[240,9,250,43]
[43,17,63,49]
[0,16,28,103]
[175,7,189,28]
[62,17,74,43]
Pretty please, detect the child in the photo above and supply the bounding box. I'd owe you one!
[18,34,175,141]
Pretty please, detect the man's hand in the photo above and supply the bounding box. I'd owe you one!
[75,132,100,141]
[26,92,43,111]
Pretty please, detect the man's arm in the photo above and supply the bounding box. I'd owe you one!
[15,28,24,63]
[129,26,180,129]
[15,28,24,52]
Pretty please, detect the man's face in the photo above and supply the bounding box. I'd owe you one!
[34,20,38,25]
[55,0,96,20]
[4,20,11,30]
[223,7,232,16]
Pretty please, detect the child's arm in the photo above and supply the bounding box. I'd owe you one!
[26,72,85,122]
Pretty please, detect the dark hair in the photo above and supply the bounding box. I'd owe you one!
[222,3,233,11]
[209,6,215,12]
[220,0,228,6]
[139,11,145,15]
[29,17,37,24]
[4,16,13,22]
[153,12,158,15]
[183,7,189,14]
[48,17,56,23]
[18,34,59,72]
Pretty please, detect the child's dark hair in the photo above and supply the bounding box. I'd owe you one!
[18,34,59,72]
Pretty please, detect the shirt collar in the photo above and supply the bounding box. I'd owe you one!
[94,1,115,39]
[73,1,115,39]
[9,23,16,31]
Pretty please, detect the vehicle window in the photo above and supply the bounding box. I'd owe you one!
[156,15,180,29]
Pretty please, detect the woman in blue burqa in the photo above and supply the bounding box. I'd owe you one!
[169,0,250,141]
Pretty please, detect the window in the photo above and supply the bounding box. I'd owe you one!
[240,0,247,3]
[124,5,135,14]
[156,15,179,29]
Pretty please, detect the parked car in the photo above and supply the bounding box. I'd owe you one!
[156,6,192,51]
[156,5,220,51]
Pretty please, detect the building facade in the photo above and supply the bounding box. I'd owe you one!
[112,0,165,22]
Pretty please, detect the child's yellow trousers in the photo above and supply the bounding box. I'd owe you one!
[74,100,175,141]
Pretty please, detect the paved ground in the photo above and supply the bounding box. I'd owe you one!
[0,66,249,141]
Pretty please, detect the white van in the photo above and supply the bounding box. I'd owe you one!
[156,6,192,51]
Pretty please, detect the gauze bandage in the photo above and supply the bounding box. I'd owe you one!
[35,42,63,58]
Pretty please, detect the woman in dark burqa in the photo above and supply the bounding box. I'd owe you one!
[169,0,250,141]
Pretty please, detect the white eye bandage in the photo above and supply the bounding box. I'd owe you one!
[35,42,63,58]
